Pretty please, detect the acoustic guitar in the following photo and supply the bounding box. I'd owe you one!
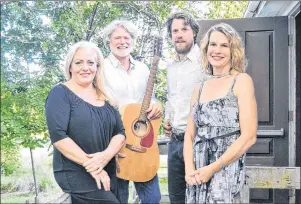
[117,37,163,182]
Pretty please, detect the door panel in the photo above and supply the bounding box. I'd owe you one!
[198,17,289,203]
[247,138,272,154]
[247,31,272,123]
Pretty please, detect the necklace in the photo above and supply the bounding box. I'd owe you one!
[209,71,231,79]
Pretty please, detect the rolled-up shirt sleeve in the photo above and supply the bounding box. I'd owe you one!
[45,86,70,144]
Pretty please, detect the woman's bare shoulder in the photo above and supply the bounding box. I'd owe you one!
[234,73,255,96]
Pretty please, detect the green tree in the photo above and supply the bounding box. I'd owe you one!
[1,1,199,151]
[1,1,248,175]
[1,1,63,175]
[205,1,248,19]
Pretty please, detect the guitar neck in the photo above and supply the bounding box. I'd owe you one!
[139,56,160,121]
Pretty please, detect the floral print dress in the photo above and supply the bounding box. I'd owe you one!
[186,74,246,203]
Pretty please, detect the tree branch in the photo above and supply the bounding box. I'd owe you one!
[127,2,161,31]
[1,33,35,44]
[85,2,99,41]
[137,23,148,57]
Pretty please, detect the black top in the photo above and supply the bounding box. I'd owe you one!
[45,84,125,193]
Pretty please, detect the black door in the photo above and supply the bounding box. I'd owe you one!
[197,17,289,204]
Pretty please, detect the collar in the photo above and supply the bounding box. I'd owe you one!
[107,53,136,70]
[175,44,200,62]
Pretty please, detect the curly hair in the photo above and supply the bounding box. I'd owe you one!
[166,11,200,43]
[200,23,247,73]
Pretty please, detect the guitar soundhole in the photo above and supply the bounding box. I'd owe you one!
[132,120,149,138]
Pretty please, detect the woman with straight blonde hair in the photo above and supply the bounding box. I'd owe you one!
[45,41,125,203]
[184,23,257,203]
[63,41,109,101]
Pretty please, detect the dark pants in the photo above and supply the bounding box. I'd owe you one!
[71,190,120,204]
[117,174,161,204]
[168,139,186,204]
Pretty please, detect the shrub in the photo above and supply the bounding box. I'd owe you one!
[1,146,21,176]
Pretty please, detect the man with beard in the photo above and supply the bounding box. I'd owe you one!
[102,20,162,204]
[164,12,205,203]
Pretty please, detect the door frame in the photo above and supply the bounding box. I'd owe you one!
[245,0,300,169]
[287,2,300,168]
[295,9,301,204]
[246,2,301,203]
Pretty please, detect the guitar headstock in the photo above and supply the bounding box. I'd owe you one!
[153,36,163,57]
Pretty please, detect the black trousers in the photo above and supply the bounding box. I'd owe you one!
[168,139,186,204]
[71,190,120,204]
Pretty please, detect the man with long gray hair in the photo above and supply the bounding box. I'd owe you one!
[164,12,206,203]
[102,20,162,204]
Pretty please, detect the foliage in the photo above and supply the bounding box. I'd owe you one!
[1,2,63,154]
[1,147,60,194]
[1,1,248,175]
[1,146,20,176]
[156,68,167,105]
[1,71,57,150]
[205,1,248,19]
[0,1,195,150]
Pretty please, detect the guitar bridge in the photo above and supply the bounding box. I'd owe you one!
[125,144,147,153]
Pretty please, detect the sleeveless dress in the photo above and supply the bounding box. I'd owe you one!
[186,74,246,203]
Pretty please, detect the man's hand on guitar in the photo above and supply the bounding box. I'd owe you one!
[146,103,163,120]
[116,152,126,173]
[163,119,172,137]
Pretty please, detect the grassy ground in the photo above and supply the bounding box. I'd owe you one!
[1,147,63,203]
[1,147,169,203]
[1,191,62,204]
[1,192,33,203]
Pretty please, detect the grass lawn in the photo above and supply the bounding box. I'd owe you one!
[1,192,34,203]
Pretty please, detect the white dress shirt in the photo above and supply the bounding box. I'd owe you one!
[165,44,206,132]
[103,53,156,108]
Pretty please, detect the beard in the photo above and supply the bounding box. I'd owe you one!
[110,46,133,57]
[174,41,193,55]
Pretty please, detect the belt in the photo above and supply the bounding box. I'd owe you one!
[171,132,185,141]
[195,130,241,166]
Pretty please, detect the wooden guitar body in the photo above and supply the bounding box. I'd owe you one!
[117,103,162,182]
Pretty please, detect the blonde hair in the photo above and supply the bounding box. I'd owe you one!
[63,41,110,102]
[200,23,247,73]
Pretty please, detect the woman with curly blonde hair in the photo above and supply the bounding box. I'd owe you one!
[200,23,247,74]
[184,23,257,203]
